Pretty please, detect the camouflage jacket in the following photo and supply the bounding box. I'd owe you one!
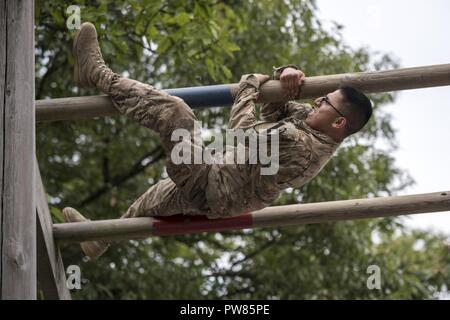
[224,67,341,211]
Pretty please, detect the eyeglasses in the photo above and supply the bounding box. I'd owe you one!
[316,95,347,119]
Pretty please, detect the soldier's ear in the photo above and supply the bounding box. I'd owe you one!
[332,117,347,129]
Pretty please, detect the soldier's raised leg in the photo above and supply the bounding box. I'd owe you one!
[73,22,210,210]
[65,22,211,258]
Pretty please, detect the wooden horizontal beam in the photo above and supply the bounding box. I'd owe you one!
[36,63,450,122]
[53,191,450,242]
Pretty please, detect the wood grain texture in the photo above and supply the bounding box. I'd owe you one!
[36,162,71,300]
[35,63,450,121]
[52,191,450,242]
[0,3,6,289]
[251,191,450,228]
[0,0,36,299]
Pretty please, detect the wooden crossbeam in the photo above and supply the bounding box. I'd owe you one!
[53,191,450,242]
[35,63,450,121]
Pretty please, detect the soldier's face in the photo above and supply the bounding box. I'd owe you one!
[305,89,347,132]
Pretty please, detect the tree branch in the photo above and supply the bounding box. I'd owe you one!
[228,235,280,270]
[78,146,164,207]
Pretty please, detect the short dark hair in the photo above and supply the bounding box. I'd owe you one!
[338,86,373,136]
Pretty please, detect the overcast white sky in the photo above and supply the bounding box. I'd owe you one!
[317,0,450,235]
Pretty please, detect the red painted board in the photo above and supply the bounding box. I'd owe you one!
[153,213,253,236]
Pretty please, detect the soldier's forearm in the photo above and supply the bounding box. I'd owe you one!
[228,75,260,129]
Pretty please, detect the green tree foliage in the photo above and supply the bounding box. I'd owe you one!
[36,0,449,299]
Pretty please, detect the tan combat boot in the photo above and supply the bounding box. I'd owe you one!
[73,22,115,92]
[62,207,110,259]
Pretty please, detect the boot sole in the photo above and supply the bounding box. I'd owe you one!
[63,209,86,223]
[63,211,69,223]
[63,209,74,223]
[73,26,93,88]
[73,27,82,87]
[81,241,110,259]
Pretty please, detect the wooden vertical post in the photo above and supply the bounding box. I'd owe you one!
[0,0,36,299]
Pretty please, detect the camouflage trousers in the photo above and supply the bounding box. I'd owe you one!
[108,76,273,219]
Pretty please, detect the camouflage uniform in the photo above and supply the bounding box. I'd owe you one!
[113,67,341,220]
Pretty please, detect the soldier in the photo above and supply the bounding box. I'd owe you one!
[63,23,373,258]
